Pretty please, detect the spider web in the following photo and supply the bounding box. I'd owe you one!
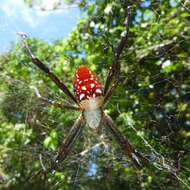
[0,1,190,190]
[1,72,189,189]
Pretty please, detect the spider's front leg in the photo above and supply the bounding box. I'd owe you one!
[18,33,78,105]
[102,113,149,168]
[103,7,132,104]
[51,115,85,171]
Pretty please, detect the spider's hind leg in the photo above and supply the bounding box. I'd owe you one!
[102,113,149,169]
[51,115,85,171]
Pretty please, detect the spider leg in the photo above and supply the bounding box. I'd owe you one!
[18,33,78,104]
[102,113,149,168]
[103,7,132,104]
[31,86,80,111]
[51,115,85,171]
[40,97,80,111]
[23,116,85,184]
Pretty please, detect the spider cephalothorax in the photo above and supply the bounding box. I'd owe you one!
[18,10,149,174]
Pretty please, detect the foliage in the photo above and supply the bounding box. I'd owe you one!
[0,0,190,189]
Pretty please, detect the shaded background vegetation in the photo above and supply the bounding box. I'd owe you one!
[0,0,190,189]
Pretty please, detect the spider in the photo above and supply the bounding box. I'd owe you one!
[18,10,149,172]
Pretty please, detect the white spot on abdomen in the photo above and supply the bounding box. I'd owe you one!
[95,89,102,94]
[79,93,85,100]
[82,86,87,90]
[90,83,95,88]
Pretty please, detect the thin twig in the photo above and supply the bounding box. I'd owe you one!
[39,154,46,172]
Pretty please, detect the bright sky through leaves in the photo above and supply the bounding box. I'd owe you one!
[0,0,80,54]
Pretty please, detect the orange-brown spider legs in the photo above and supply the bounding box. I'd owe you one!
[31,86,80,111]
[18,33,78,105]
[24,116,85,183]
[103,7,132,103]
[52,115,85,171]
[102,113,149,168]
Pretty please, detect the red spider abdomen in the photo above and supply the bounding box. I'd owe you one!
[73,65,102,102]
